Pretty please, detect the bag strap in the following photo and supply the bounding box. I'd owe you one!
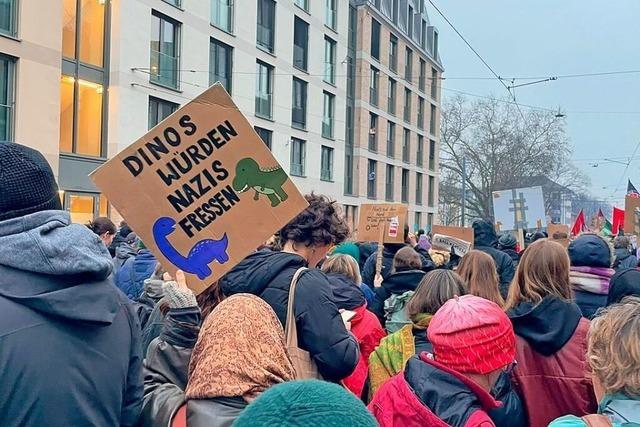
[285,267,308,349]
[581,414,613,427]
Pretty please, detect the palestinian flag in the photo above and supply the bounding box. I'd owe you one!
[571,209,588,236]
[628,180,640,198]
[601,217,613,236]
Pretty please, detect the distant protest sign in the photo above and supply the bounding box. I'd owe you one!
[624,196,640,235]
[357,204,408,244]
[431,225,474,256]
[492,186,546,231]
[91,84,308,294]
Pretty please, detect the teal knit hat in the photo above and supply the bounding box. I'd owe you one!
[332,242,360,262]
[232,380,377,427]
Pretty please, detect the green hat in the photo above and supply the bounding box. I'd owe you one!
[232,380,377,427]
[332,242,360,262]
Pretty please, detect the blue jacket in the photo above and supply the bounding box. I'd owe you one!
[0,211,143,427]
[550,394,640,426]
[116,250,157,300]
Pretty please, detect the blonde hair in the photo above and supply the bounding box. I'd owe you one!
[322,254,362,284]
[505,239,572,310]
[457,250,505,307]
[588,297,640,397]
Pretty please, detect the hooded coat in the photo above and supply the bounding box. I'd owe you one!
[219,251,359,382]
[508,296,597,426]
[0,211,143,427]
[361,243,435,287]
[472,220,516,298]
[613,248,639,271]
[114,243,137,274]
[607,268,640,306]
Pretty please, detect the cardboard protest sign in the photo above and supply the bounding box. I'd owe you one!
[547,223,569,241]
[91,84,308,294]
[357,204,408,244]
[431,225,474,246]
[624,196,640,235]
[432,234,471,256]
[492,186,546,231]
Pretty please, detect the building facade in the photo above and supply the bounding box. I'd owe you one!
[0,0,441,230]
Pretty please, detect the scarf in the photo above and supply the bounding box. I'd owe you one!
[185,294,295,401]
[570,266,616,295]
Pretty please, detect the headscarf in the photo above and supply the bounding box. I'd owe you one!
[185,293,295,401]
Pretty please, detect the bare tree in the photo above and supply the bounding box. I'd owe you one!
[440,94,588,223]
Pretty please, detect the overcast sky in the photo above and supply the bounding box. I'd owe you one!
[427,0,640,208]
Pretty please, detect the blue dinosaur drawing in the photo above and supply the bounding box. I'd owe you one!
[152,217,230,280]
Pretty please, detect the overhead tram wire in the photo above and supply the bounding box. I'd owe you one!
[613,140,640,194]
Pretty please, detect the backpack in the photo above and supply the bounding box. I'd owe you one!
[384,291,414,333]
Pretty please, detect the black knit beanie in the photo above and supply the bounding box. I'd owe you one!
[0,142,62,221]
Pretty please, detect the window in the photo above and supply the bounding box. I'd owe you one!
[209,38,233,93]
[402,128,410,162]
[367,159,377,199]
[62,0,106,67]
[415,212,422,230]
[150,12,180,89]
[419,59,426,92]
[417,135,424,167]
[407,5,414,38]
[428,176,435,206]
[389,34,398,72]
[321,146,334,181]
[254,126,272,149]
[65,192,109,224]
[418,97,425,129]
[427,213,434,232]
[429,139,436,170]
[294,0,308,11]
[386,121,395,157]
[256,0,276,53]
[324,36,336,84]
[255,60,273,119]
[370,18,381,60]
[387,78,396,115]
[293,17,309,71]
[163,0,181,7]
[421,20,427,49]
[325,0,337,30]
[0,0,17,37]
[430,103,437,134]
[148,96,178,130]
[211,0,233,33]
[416,172,423,205]
[385,164,394,201]
[290,138,306,176]
[291,77,307,129]
[322,91,335,138]
[0,55,15,142]
[59,75,104,157]
[368,113,378,151]
[401,168,409,203]
[369,66,379,106]
[431,67,438,100]
[403,88,411,122]
[405,47,413,81]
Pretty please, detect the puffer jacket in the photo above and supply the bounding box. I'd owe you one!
[508,296,597,427]
[473,220,515,298]
[614,248,639,271]
[369,354,500,427]
[369,269,426,324]
[220,251,359,382]
[115,250,157,300]
[362,244,436,287]
[113,244,137,274]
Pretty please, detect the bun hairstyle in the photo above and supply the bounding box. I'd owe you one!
[87,217,116,236]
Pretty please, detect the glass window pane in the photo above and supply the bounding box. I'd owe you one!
[62,0,77,59]
[69,194,95,224]
[76,79,103,156]
[210,38,233,93]
[293,17,309,71]
[0,55,13,142]
[255,61,273,119]
[292,78,307,129]
[99,194,109,217]
[79,0,105,67]
[59,76,75,153]
[257,0,275,53]
[211,0,233,32]
[150,13,179,88]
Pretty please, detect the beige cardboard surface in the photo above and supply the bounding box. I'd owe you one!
[432,234,472,256]
[357,204,408,244]
[547,224,570,239]
[431,225,474,250]
[625,196,640,235]
[91,84,308,294]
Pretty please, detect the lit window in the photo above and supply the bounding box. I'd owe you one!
[59,75,104,157]
[62,0,106,67]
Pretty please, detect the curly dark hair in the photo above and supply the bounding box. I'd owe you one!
[279,193,350,247]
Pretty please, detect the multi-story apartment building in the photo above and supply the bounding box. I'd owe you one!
[345,0,443,231]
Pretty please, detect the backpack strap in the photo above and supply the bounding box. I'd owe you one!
[581,414,613,427]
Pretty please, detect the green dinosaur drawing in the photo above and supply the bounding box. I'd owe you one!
[232,158,289,207]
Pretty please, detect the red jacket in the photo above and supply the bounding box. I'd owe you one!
[343,304,386,397]
[369,354,497,427]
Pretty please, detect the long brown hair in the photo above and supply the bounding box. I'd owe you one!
[392,246,422,272]
[505,239,572,310]
[457,250,504,307]
[406,270,467,320]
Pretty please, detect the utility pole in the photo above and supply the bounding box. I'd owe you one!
[461,156,467,227]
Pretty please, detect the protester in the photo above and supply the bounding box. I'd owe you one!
[550,297,640,426]
[87,216,117,248]
[613,235,639,271]
[108,221,132,257]
[220,194,359,381]
[369,246,426,329]
[321,254,386,398]
[497,233,520,267]
[607,268,640,306]
[369,295,518,427]
[0,142,142,426]
[472,219,515,298]
[135,263,166,329]
[568,233,616,318]
[113,231,137,274]
[115,238,158,300]
[233,380,377,427]
[457,249,505,306]
[506,239,597,426]
[332,242,376,304]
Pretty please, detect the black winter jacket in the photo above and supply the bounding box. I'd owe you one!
[370,270,426,324]
[614,248,639,271]
[473,220,516,298]
[361,244,435,287]
[220,251,359,381]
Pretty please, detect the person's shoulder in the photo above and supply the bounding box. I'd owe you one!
[548,415,587,427]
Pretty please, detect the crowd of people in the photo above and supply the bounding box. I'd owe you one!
[2,141,640,426]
